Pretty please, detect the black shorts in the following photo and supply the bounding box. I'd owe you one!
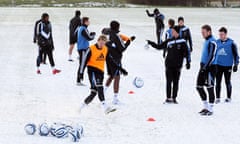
[69,36,77,45]
[107,60,121,77]
[197,65,216,88]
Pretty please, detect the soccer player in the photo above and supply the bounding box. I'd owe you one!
[105,21,132,105]
[77,17,96,85]
[36,13,60,75]
[147,26,191,104]
[213,27,239,103]
[196,25,217,116]
[68,10,81,62]
[146,8,165,44]
[163,18,175,58]
[178,16,193,52]
[80,35,128,114]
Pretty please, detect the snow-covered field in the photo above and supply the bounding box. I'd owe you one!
[0,7,240,144]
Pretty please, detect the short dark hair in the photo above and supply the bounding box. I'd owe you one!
[173,25,180,34]
[154,8,160,14]
[202,24,212,32]
[75,10,81,17]
[178,16,184,22]
[82,17,89,24]
[41,13,49,20]
[219,27,228,34]
[168,19,175,28]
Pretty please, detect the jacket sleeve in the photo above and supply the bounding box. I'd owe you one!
[82,29,95,41]
[187,29,193,51]
[146,11,154,17]
[80,48,91,74]
[232,42,239,65]
[148,40,168,50]
[33,20,39,42]
[39,22,51,40]
[112,34,130,53]
[203,41,217,69]
[183,42,191,64]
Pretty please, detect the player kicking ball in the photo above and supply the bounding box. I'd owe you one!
[79,35,128,114]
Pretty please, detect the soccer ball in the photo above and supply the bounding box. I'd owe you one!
[24,123,36,135]
[39,123,50,136]
[133,77,144,88]
[50,123,69,138]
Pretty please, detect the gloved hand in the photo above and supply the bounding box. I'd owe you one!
[186,63,191,70]
[233,65,238,72]
[130,36,136,41]
[33,39,37,43]
[147,40,155,46]
[200,67,207,73]
[90,32,96,36]
[120,68,128,76]
[146,10,149,14]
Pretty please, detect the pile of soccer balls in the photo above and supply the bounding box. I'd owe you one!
[24,122,84,142]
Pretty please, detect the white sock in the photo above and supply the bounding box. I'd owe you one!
[69,55,72,60]
[37,67,40,71]
[101,101,108,110]
[80,102,87,109]
[114,93,118,99]
[203,101,208,109]
[208,103,214,112]
[104,86,109,93]
[51,67,55,70]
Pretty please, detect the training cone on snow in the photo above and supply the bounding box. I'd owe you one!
[147,118,156,122]
[128,91,135,94]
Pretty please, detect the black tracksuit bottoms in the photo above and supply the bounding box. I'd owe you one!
[84,67,105,105]
[166,67,181,99]
[215,65,232,99]
[37,48,55,67]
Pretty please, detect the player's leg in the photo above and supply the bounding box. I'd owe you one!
[172,68,181,104]
[224,66,232,102]
[36,48,43,74]
[165,68,173,103]
[215,65,224,103]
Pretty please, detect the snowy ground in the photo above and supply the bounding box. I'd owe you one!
[0,7,240,144]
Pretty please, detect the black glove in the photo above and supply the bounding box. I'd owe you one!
[120,68,128,76]
[130,36,136,41]
[33,39,37,43]
[200,67,207,73]
[125,40,131,48]
[233,65,238,72]
[147,40,155,46]
[90,32,96,36]
[186,63,191,70]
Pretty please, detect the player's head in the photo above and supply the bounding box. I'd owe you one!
[168,19,175,28]
[75,10,81,17]
[172,26,180,38]
[110,20,120,32]
[201,24,212,39]
[97,35,108,49]
[41,13,49,22]
[82,17,90,26]
[219,27,228,41]
[178,16,184,26]
[154,8,160,15]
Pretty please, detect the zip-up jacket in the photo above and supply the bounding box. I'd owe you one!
[69,16,81,38]
[77,24,95,51]
[179,25,193,52]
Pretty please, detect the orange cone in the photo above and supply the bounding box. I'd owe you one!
[128,91,135,94]
[147,117,156,122]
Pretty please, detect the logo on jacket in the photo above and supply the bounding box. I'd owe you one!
[96,53,105,61]
[217,48,227,56]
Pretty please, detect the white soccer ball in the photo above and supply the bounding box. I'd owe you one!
[50,123,69,138]
[39,123,50,136]
[24,123,36,135]
[69,129,79,142]
[133,77,144,88]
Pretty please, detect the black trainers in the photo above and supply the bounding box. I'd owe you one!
[199,109,208,114]
[201,110,213,116]
[215,99,221,104]
[172,99,178,104]
[164,99,173,104]
[225,98,231,103]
